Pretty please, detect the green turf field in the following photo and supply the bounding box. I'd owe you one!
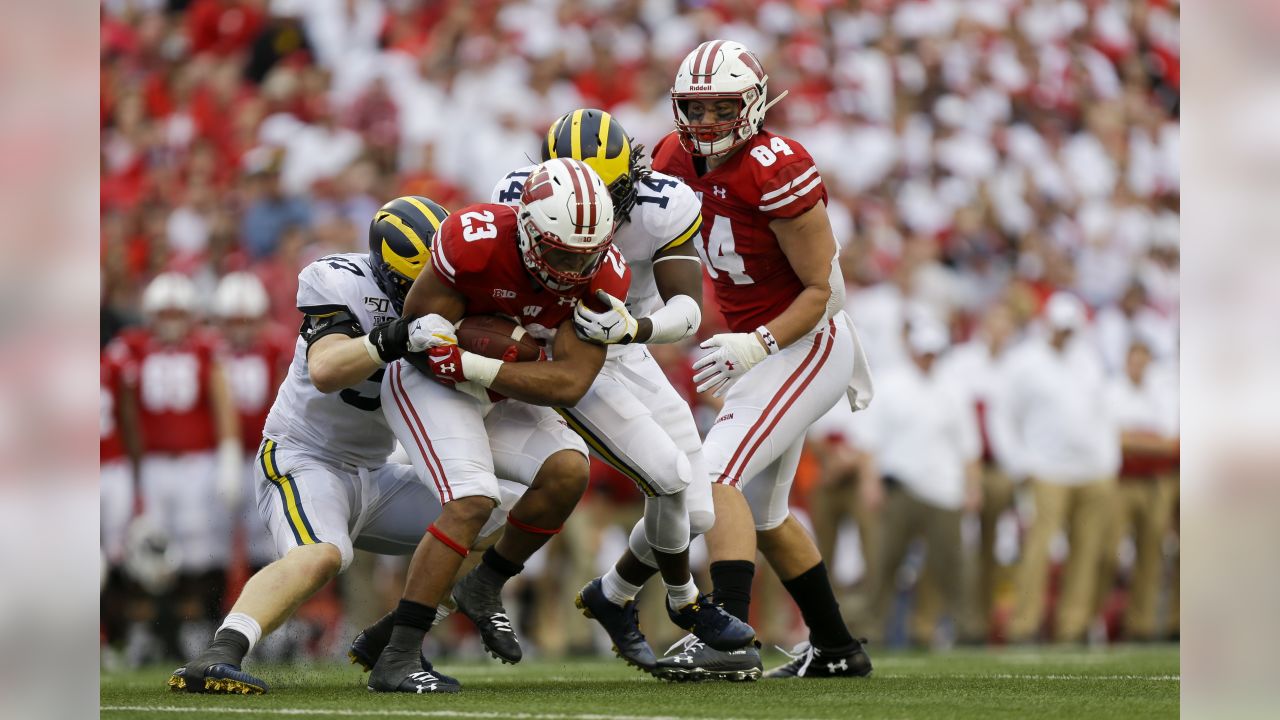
[101,644,1179,720]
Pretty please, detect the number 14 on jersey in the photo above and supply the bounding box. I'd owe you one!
[697,215,753,285]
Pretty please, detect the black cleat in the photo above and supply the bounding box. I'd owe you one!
[167,663,268,695]
[575,578,657,671]
[452,569,522,664]
[666,594,756,651]
[652,634,762,682]
[764,640,873,678]
[348,629,459,685]
[367,666,461,694]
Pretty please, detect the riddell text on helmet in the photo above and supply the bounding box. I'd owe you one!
[688,84,714,91]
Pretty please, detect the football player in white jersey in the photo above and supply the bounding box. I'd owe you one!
[490,109,753,674]
[169,196,519,695]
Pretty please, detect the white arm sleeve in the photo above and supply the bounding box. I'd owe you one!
[644,294,701,345]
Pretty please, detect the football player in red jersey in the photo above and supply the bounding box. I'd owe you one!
[109,272,244,660]
[365,158,636,693]
[101,340,141,655]
[650,40,877,680]
[212,272,293,571]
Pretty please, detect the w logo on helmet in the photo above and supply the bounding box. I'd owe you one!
[738,51,764,80]
[522,168,555,204]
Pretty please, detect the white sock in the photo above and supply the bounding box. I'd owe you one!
[218,612,263,653]
[601,568,643,606]
[665,577,699,611]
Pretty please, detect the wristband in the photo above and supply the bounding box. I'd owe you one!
[362,334,386,365]
[460,351,503,388]
[755,325,780,355]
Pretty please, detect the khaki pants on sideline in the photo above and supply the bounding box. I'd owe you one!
[1008,477,1116,643]
[1095,474,1178,639]
[914,463,1015,642]
[867,484,962,645]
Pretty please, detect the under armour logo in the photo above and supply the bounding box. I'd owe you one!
[674,655,693,664]
[557,296,577,306]
[713,186,727,198]
[725,360,735,371]
[439,363,457,374]
[827,659,848,672]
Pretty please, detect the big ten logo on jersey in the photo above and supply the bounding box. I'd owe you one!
[493,288,516,299]
[140,352,200,412]
[365,296,394,325]
[223,355,271,412]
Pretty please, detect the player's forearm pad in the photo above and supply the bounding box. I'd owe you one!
[645,294,701,344]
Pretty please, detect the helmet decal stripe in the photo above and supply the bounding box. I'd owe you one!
[570,109,585,163]
[378,212,427,255]
[594,112,610,160]
[700,40,725,79]
[580,160,598,229]
[565,158,587,232]
[402,196,445,231]
[545,116,564,159]
[603,114,625,159]
[554,114,575,158]
[691,41,713,81]
[572,159,598,231]
[580,110,601,159]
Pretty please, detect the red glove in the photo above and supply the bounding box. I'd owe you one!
[427,344,467,386]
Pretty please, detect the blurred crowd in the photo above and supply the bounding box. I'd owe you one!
[100,0,1179,664]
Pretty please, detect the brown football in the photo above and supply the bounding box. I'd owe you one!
[456,315,542,361]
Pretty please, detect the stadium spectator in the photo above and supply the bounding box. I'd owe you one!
[853,319,982,646]
[989,292,1120,643]
[1096,339,1179,641]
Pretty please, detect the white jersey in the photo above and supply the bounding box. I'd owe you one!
[492,166,702,356]
[262,253,399,467]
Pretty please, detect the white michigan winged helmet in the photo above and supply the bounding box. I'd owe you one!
[671,39,787,157]
[516,157,616,295]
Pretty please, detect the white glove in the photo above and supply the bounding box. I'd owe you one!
[692,332,769,397]
[407,313,458,352]
[216,439,244,510]
[574,290,639,345]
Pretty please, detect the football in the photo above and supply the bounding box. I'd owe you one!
[455,314,542,362]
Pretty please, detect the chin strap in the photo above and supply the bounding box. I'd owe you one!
[761,89,790,116]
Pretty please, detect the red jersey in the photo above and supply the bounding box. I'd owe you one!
[430,203,631,341]
[652,130,828,332]
[109,327,223,454]
[101,343,136,463]
[221,325,293,453]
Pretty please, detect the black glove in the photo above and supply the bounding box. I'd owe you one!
[366,316,412,363]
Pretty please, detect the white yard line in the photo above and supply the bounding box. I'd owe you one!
[99,707,824,720]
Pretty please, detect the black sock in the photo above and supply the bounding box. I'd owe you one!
[386,600,436,657]
[394,599,438,632]
[364,611,396,649]
[205,628,251,666]
[709,560,755,624]
[781,562,855,651]
[479,547,524,583]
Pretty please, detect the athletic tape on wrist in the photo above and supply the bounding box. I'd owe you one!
[756,325,780,355]
[427,523,469,557]
[506,514,562,535]
[363,334,386,364]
